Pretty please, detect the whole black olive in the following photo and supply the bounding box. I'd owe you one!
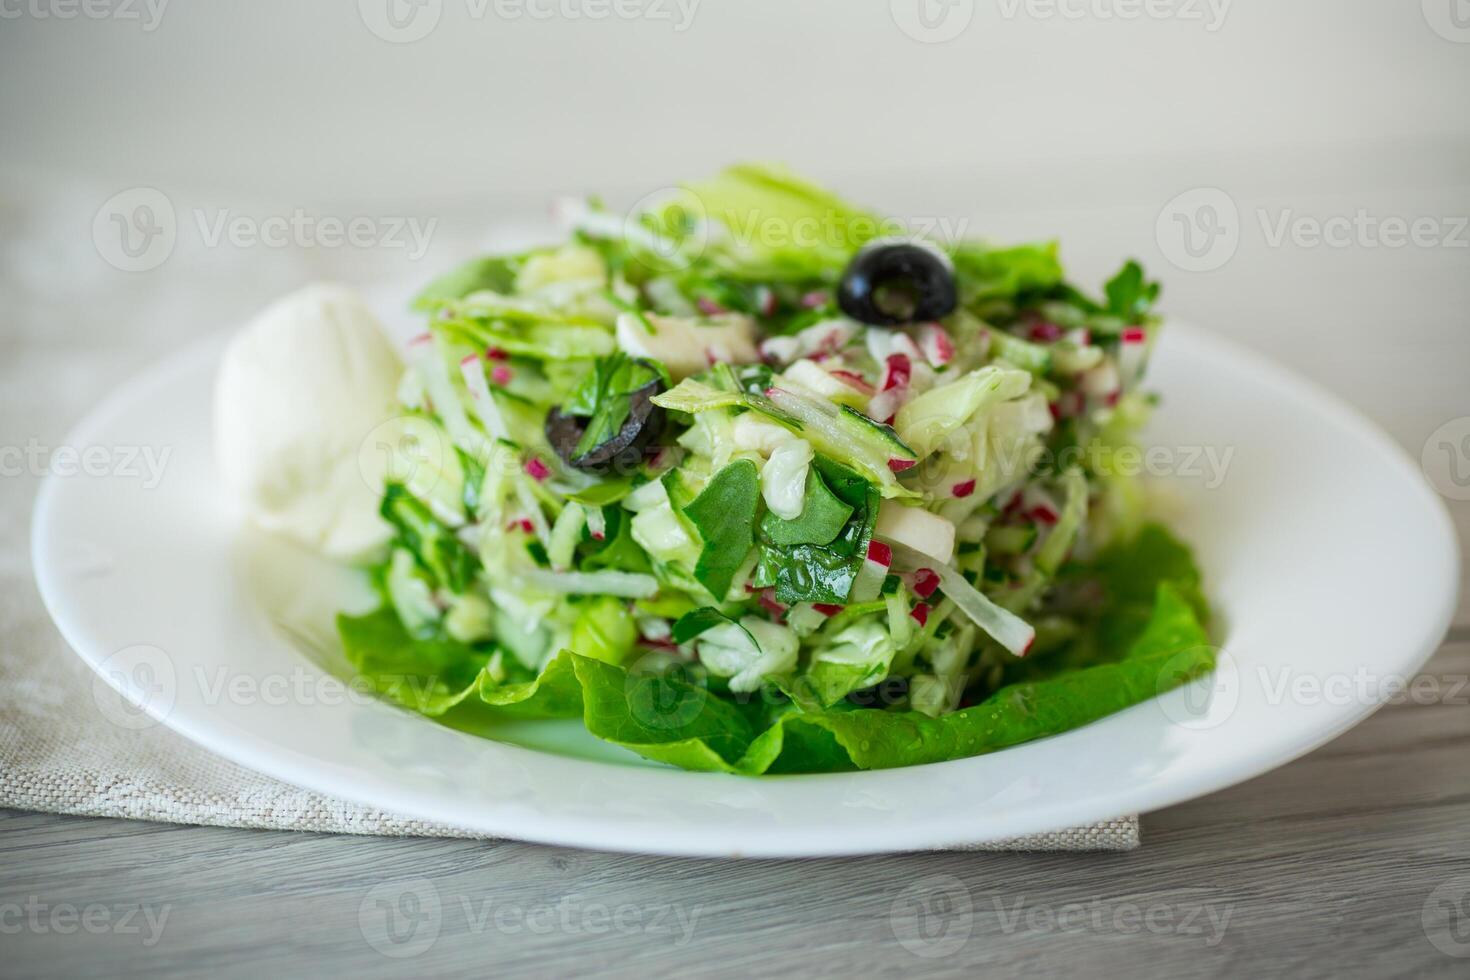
[837,238,957,327]
[546,378,666,474]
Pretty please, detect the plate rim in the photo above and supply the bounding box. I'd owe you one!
[30,322,1461,857]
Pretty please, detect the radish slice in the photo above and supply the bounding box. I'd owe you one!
[760,336,801,364]
[866,388,906,427]
[880,352,912,392]
[1029,321,1063,342]
[911,567,940,598]
[828,369,876,397]
[917,323,955,367]
[866,540,893,567]
[881,539,1035,656]
[756,287,778,317]
[1022,485,1059,517]
[800,318,857,355]
[459,354,509,441]
[1080,362,1120,400]
[935,563,1034,656]
[1118,327,1148,385]
[1050,390,1085,419]
[910,603,930,627]
[757,589,787,619]
[875,503,955,564]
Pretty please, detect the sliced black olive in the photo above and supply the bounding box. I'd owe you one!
[546,378,666,474]
[837,238,957,327]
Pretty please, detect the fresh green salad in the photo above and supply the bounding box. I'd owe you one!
[338,164,1212,774]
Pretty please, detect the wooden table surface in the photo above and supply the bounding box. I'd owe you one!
[4,154,1468,977]
[4,637,1469,978]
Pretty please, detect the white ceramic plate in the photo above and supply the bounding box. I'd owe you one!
[32,323,1459,857]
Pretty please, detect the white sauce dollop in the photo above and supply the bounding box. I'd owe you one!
[214,283,404,561]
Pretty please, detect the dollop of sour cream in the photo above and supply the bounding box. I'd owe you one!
[214,283,403,561]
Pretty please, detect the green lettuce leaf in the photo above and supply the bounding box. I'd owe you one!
[558,353,667,458]
[755,457,879,605]
[337,607,490,717]
[380,484,478,593]
[681,459,760,598]
[684,163,883,277]
[1103,259,1161,321]
[411,254,521,311]
[339,525,1214,774]
[758,467,853,547]
[562,580,1211,773]
[339,609,585,720]
[949,242,1064,303]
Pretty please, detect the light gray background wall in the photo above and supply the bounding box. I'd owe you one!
[4,2,1467,451]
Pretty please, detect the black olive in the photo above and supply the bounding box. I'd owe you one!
[837,238,957,326]
[546,378,666,474]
